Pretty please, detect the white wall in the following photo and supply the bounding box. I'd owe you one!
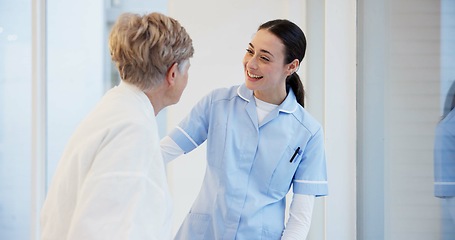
[324,1,357,239]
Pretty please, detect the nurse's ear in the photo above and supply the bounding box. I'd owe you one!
[165,62,179,88]
[286,59,300,76]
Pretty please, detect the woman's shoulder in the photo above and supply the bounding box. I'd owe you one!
[207,84,244,101]
[445,109,455,121]
[292,107,324,135]
[439,109,455,134]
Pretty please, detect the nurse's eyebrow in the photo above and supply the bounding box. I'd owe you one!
[249,43,274,57]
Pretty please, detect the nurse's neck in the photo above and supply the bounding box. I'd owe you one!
[253,89,286,105]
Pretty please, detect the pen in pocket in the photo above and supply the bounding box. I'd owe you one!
[289,147,300,163]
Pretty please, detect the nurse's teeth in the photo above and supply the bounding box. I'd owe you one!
[248,72,262,79]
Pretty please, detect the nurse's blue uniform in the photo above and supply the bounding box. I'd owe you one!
[170,84,328,239]
[434,109,455,197]
[434,109,455,240]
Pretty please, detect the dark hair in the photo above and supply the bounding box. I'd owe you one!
[442,80,455,119]
[258,19,306,107]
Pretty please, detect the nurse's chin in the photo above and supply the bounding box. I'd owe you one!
[245,80,262,91]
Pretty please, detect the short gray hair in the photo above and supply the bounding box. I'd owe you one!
[109,12,194,91]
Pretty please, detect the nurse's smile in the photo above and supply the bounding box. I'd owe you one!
[247,70,263,80]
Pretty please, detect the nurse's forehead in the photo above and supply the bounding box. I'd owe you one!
[248,43,275,57]
[250,30,285,56]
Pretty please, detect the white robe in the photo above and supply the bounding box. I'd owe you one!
[40,81,172,240]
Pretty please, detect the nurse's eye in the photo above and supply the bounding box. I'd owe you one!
[260,56,270,62]
[246,48,254,55]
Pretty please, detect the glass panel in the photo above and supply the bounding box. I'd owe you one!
[0,0,169,238]
[0,1,32,239]
[46,0,107,185]
[46,0,168,186]
[358,0,455,239]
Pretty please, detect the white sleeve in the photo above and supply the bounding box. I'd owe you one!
[160,136,185,164]
[281,194,315,240]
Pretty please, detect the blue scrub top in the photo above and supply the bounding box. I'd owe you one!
[434,109,455,197]
[170,84,328,239]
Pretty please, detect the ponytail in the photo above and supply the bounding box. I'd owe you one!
[442,80,455,120]
[258,19,306,108]
[286,72,305,108]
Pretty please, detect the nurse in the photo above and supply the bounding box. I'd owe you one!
[434,81,455,240]
[40,12,193,240]
[161,19,328,239]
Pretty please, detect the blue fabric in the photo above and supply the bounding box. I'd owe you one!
[441,197,455,240]
[170,84,328,239]
[435,109,455,197]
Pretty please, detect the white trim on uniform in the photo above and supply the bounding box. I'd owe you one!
[294,180,328,184]
[176,126,199,148]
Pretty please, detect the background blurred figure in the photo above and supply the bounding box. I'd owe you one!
[40,12,193,240]
[434,80,455,240]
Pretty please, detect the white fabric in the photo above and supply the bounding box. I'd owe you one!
[40,81,172,240]
[254,96,278,124]
[160,136,184,164]
[441,197,455,240]
[281,194,315,240]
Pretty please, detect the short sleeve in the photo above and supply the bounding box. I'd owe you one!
[292,127,328,197]
[169,93,213,153]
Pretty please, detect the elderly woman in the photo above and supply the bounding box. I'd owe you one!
[40,12,193,240]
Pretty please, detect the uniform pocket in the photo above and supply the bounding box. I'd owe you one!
[174,212,211,240]
[261,227,283,240]
[268,145,301,195]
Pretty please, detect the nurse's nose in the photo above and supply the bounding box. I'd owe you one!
[247,56,259,70]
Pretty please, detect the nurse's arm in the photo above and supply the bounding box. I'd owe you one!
[281,194,315,240]
[160,136,184,163]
